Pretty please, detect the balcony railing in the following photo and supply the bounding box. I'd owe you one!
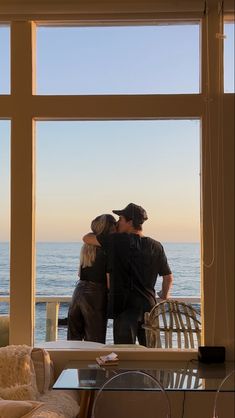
[0,295,200,342]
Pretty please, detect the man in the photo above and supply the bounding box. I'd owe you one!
[83,203,173,345]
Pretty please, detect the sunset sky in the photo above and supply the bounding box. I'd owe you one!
[35,119,200,242]
[0,23,234,242]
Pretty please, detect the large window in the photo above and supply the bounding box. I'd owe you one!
[35,23,201,343]
[0,5,233,355]
[36,120,200,343]
[37,24,200,95]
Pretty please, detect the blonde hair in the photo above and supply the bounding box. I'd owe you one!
[80,214,116,269]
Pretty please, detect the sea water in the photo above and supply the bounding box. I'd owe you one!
[0,242,200,343]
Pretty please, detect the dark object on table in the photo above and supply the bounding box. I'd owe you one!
[198,346,225,363]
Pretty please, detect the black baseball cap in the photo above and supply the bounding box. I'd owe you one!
[112,203,148,224]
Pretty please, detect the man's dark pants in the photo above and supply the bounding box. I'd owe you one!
[113,293,155,345]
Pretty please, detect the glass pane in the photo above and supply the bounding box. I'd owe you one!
[224,22,235,92]
[35,120,200,344]
[0,25,10,94]
[0,121,11,331]
[37,25,200,95]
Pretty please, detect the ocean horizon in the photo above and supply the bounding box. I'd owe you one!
[0,241,200,343]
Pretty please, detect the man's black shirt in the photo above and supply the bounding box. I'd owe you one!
[97,233,171,318]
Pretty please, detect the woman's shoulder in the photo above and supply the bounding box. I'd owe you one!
[96,246,106,255]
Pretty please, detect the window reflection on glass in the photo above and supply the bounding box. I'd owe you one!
[0,121,11,318]
[224,22,235,93]
[0,26,10,94]
[37,25,200,95]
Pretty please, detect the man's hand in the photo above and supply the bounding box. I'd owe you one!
[83,233,100,246]
[158,274,173,300]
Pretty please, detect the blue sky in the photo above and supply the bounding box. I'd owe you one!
[224,22,235,92]
[0,26,10,94]
[0,23,234,95]
[36,24,200,94]
[0,22,234,241]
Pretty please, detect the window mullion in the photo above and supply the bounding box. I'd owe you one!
[10,21,36,345]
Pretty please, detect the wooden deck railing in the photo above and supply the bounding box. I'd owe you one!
[0,295,200,342]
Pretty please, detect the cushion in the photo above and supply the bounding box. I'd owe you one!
[0,345,38,400]
[0,399,43,418]
[36,391,80,418]
[0,384,38,402]
[31,348,54,394]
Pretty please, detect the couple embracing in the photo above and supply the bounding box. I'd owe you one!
[67,203,173,346]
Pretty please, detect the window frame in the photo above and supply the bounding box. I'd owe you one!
[0,2,234,361]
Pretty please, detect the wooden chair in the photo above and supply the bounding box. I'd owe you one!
[143,300,201,349]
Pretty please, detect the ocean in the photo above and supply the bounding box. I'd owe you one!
[0,242,200,344]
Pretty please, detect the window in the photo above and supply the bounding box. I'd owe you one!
[0,7,233,355]
[36,120,200,343]
[224,22,235,92]
[37,24,200,95]
[0,25,10,94]
[0,120,10,315]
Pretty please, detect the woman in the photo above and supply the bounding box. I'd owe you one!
[67,214,116,343]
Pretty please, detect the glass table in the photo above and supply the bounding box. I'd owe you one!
[53,360,234,418]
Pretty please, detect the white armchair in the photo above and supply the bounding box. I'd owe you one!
[0,345,79,418]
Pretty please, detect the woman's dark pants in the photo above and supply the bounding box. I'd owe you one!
[67,280,107,344]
